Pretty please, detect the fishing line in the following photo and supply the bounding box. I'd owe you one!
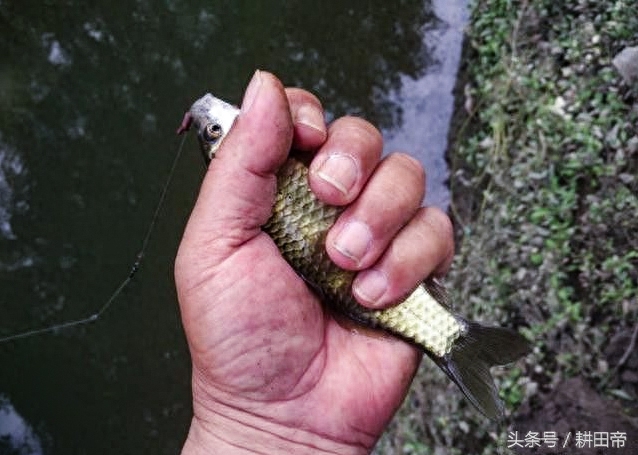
[0,134,189,344]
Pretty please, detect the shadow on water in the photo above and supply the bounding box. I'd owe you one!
[0,1,466,453]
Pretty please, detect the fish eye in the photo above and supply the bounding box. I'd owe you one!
[203,122,223,142]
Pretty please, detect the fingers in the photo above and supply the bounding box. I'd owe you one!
[290,110,453,310]
[308,117,383,205]
[285,88,327,151]
[311,117,453,309]
[325,152,425,269]
[352,207,454,308]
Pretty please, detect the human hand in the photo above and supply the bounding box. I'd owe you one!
[175,71,454,454]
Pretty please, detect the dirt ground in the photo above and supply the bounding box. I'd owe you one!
[511,326,637,454]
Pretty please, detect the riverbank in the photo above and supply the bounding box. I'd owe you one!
[375,1,638,453]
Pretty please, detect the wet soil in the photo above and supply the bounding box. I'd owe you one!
[514,373,637,454]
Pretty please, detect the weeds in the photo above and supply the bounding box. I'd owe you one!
[376,0,638,453]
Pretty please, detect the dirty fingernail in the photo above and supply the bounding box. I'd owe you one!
[241,70,262,113]
[316,153,358,196]
[353,269,388,306]
[332,220,372,265]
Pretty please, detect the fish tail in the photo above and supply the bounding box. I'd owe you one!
[434,321,531,420]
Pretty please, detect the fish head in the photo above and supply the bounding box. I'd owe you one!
[188,94,240,163]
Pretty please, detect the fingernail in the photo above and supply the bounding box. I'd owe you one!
[241,70,262,113]
[294,103,326,136]
[315,153,358,195]
[353,269,388,306]
[332,220,372,265]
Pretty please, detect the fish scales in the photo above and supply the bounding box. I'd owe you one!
[265,158,463,357]
[183,93,531,420]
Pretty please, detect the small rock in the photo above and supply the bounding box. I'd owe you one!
[612,46,638,85]
[479,136,494,150]
[525,380,539,397]
[619,173,634,184]
[549,96,568,118]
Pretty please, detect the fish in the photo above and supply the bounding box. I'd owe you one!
[180,93,531,420]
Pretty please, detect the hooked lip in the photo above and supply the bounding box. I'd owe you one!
[176,112,192,135]
[176,93,239,134]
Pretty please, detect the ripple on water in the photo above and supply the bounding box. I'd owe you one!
[0,139,23,240]
[0,136,37,271]
[0,395,44,455]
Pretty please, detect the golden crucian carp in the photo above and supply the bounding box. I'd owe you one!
[178,93,531,420]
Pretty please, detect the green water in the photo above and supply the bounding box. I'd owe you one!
[0,1,466,453]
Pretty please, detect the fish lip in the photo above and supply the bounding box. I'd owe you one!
[176,112,192,135]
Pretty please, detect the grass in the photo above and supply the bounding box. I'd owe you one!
[374,0,638,453]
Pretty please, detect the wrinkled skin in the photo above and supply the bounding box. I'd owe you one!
[175,71,454,454]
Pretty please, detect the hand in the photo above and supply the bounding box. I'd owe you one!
[175,71,454,454]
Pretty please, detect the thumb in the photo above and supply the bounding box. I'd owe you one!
[181,71,293,259]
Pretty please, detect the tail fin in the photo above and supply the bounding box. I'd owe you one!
[435,321,531,420]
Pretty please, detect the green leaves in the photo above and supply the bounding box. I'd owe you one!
[378,1,638,453]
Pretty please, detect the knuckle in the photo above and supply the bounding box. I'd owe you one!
[385,237,409,267]
[403,153,426,184]
[373,154,425,209]
[285,87,323,108]
[428,207,454,238]
[417,207,454,256]
[388,152,426,188]
[330,116,383,149]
